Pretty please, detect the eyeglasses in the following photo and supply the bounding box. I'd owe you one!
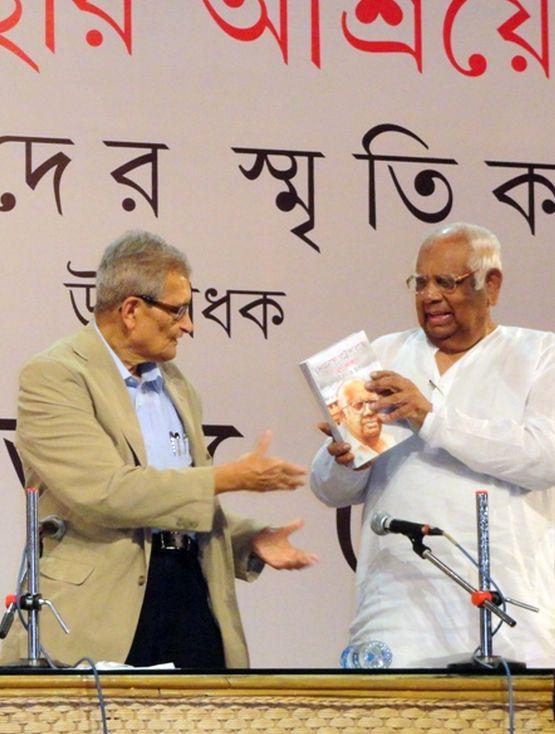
[405,270,477,293]
[136,294,190,321]
[344,399,377,414]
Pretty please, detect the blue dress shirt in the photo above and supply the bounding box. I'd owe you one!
[94,323,192,470]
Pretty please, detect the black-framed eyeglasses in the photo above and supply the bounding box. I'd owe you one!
[136,294,190,321]
[405,270,477,294]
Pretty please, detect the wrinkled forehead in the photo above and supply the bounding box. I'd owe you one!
[415,235,472,274]
[342,381,376,403]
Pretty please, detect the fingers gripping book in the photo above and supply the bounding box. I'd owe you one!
[300,331,409,468]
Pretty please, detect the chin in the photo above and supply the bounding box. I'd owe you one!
[425,327,455,343]
[159,347,177,362]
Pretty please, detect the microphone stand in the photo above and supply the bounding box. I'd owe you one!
[403,491,527,673]
[476,490,495,664]
[0,487,69,667]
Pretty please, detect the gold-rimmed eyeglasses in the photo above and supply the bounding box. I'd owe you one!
[405,270,477,293]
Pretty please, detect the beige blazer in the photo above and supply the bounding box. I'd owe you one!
[1,324,263,667]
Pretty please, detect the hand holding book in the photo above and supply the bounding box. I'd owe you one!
[366,370,432,430]
[300,332,411,469]
[315,421,370,470]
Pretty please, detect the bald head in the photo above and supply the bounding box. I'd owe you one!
[413,223,503,353]
[419,223,502,289]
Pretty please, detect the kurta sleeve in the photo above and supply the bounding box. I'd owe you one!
[310,441,371,507]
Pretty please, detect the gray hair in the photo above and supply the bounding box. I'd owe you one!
[94,231,191,314]
[421,222,502,290]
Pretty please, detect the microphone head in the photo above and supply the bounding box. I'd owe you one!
[370,511,390,536]
[39,515,66,540]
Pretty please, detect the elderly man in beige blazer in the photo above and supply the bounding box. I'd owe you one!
[2,231,313,668]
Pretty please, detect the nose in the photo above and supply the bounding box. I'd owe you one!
[418,278,443,300]
[361,401,376,415]
[178,311,193,335]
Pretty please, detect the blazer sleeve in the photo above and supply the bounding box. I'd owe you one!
[222,510,267,581]
[16,354,218,532]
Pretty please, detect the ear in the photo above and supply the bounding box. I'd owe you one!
[484,268,503,306]
[119,296,142,329]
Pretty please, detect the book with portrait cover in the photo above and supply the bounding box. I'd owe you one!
[300,331,409,468]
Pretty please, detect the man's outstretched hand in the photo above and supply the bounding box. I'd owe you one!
[214,430,307,494]
[251,518,318,570]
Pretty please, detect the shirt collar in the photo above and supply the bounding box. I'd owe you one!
[135,362,164,391]
[93,320,163,389]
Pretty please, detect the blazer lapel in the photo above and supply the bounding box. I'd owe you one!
[163,369,207,467]
[71,324,147,466]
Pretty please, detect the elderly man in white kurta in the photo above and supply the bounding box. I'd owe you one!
[311,223,555,668]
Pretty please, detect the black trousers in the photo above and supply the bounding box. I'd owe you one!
[125,544,225,669]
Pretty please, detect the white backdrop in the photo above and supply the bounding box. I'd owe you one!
[1,0,554,667]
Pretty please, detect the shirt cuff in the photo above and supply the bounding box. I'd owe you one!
[247,553,265,574]
[310,441,371,501]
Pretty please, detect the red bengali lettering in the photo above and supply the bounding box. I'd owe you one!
[202,0,320,67]
[341,0,423,72]
[0,0,39,72]
[45,0,132,54]
[45,0,54,51]
[202,0,287,61]
[443,0,487,76]
[497,0,549,78]
[74,0,132,52]
[310,0,320,68]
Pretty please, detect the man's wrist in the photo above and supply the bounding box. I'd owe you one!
[213,463,240,494]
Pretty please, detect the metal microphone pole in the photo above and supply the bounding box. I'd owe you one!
[476,490,493,662]
[0,487,69,667]
[26,487,41,664]
[447,490,526,672]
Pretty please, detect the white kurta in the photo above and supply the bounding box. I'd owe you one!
[311,326,555,668]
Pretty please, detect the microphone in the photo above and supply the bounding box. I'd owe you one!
[371,511,443,538]
[39,515,66,541]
